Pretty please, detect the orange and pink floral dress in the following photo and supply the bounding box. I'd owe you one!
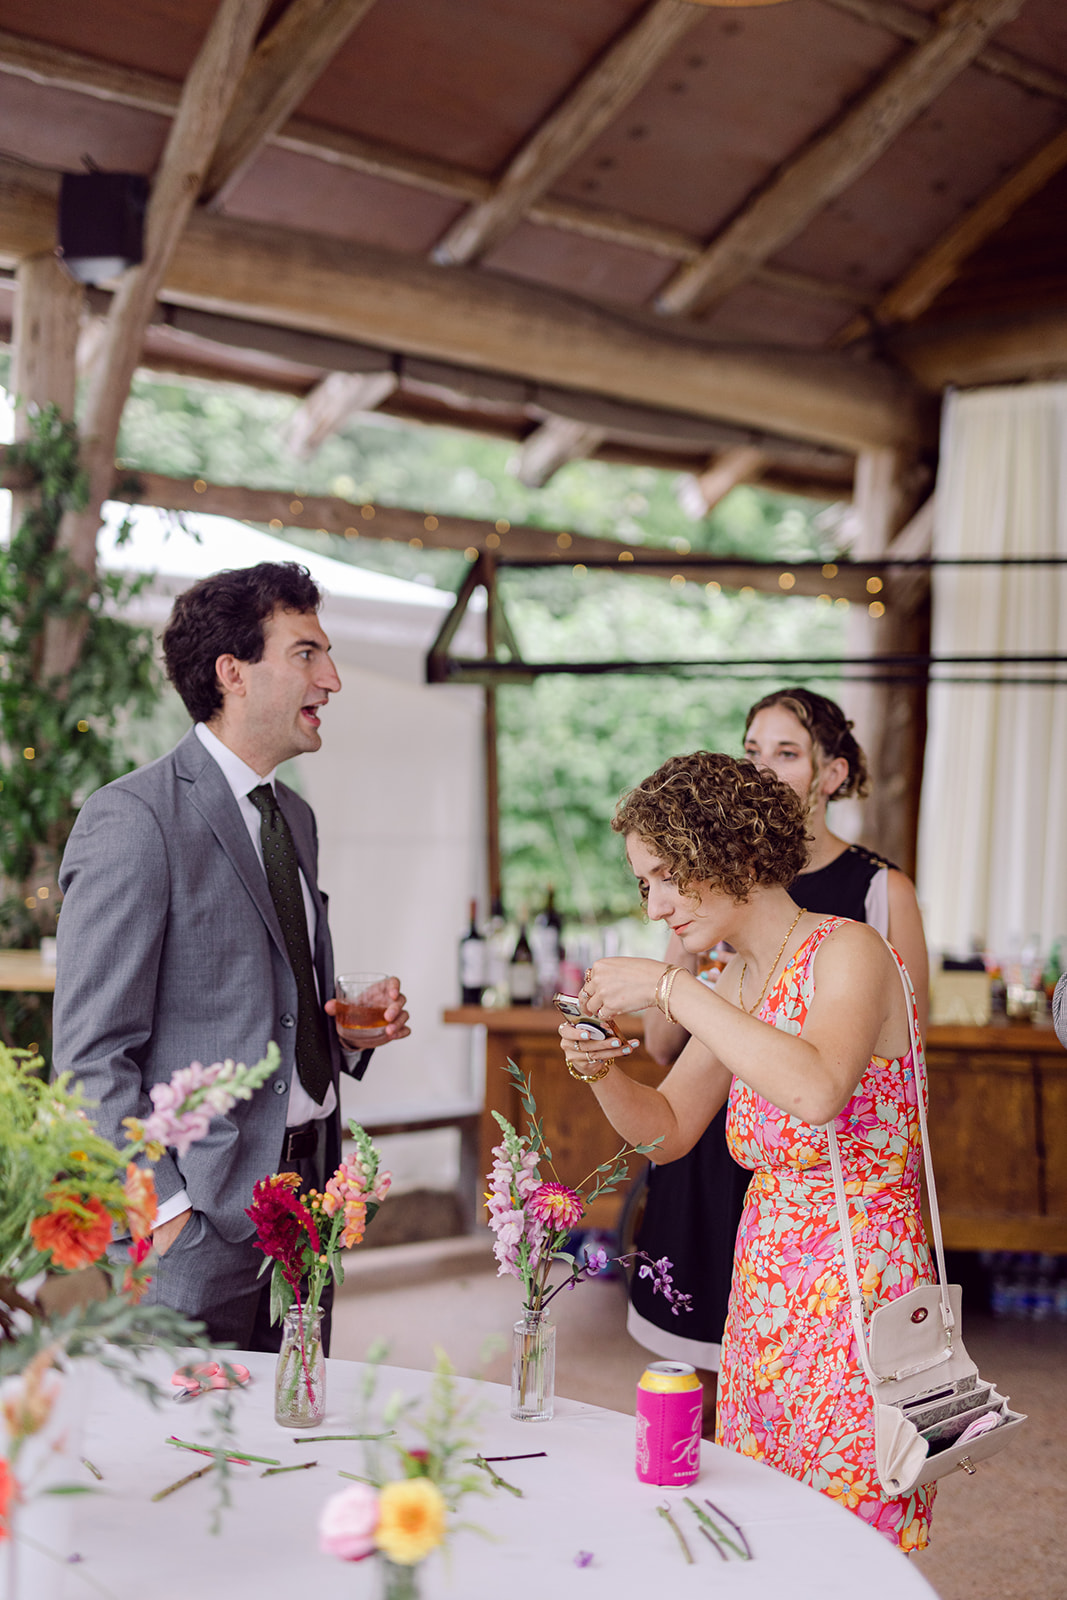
[716,917,936,1552]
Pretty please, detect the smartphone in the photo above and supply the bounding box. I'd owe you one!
[552,993,620,1042]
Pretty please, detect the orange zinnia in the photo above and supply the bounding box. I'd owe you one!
[30,1193,112,1271]
[0,1459,18,1542]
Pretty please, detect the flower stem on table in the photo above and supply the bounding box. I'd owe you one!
[683,1496,750,1560]
[261,1461,318,1476]
[656,1502,694,1564]
[81,1458,103,1480]
[152,1463,215,1501]
[293,1432,396,1443]
[166,1435,277,1465]
[464,1456,523,1497]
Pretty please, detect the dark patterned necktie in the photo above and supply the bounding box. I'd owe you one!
[247,784,332,1105]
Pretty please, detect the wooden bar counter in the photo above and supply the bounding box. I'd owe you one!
[444,1008,1067,1250]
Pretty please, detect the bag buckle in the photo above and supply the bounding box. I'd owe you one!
[959,1456,976,1476]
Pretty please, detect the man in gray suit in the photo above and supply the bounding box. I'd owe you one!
[54,561,409,1349]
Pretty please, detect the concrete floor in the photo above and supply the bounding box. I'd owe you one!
[333,1240,1066,1600]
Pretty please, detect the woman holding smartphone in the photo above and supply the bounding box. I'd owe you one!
[561,751,935,1551]
[629,688,928,1429]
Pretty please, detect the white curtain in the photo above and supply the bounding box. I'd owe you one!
[917,383,1067,961]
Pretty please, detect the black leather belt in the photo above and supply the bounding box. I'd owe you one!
[282,1121,322,1162]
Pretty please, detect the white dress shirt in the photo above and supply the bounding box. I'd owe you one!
[152,725,337,1228]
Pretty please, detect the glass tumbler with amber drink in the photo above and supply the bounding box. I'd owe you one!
[334,972,391,1047]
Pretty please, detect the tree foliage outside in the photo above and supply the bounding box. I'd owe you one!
[0,371,848,971]
[114,373,849,922]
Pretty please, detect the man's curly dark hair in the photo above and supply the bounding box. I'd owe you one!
[162,562,322,723]
[612,751,809,902]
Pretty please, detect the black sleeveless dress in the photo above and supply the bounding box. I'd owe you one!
[626,844,893,1368]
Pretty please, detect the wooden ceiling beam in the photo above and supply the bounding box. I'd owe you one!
[834,122,1067,343]
[514,417,607,488]
[201,0,380,207]
[0,29,864,313]
[284,367,399,457]
[890,306,1067,388]
[98,467,875,597]
[821,0,1067,102]
[655,0,1026,318]
[692,445,767,514]
[431,0,700,267]
[61,0,271,580]
[0,155,930,456]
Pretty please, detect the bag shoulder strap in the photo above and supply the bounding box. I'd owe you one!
[823,939,955,1381]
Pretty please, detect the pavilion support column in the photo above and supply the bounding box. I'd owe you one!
[9,251,82,616]
[44,0,270,688]
[7,251,83,919]
[839,447,928,877]
[482,553,502,911]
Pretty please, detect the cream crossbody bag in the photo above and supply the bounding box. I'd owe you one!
[823,945,1027,1497]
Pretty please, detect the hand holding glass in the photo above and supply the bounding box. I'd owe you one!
[333,972,392,1048]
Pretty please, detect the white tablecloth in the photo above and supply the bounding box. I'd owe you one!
[58,1351,934,1599]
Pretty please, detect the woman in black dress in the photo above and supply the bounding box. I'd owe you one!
[628,688,928,1431]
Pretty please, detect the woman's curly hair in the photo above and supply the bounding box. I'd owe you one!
[612,751,809,902]
[745,687,869,801]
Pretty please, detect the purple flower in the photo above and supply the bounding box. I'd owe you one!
[574,1551,594,1568]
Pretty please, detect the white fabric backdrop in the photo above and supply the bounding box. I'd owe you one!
[917,383,1067,960]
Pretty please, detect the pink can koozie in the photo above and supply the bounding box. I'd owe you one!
[635,1361,703,1486]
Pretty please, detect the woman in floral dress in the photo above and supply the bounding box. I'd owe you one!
[559,751,935,1552]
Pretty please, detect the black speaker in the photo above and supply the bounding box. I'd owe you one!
[58,172,149,285]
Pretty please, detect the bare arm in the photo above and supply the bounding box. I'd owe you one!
[641,930,697,1065]
[886,869,929,1038]
[563,924,907,1157]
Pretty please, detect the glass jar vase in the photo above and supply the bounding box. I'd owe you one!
[378,1557,422,1599]
[510,1308,555,1422]
[274,1304,325,1428]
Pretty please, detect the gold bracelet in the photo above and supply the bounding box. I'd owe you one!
[566,1057,613,1083]
[656,965,685,1024]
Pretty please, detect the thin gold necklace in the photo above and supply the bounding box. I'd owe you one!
[738,907,804,1015]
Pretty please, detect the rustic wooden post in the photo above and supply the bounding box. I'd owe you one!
[840,447,930,876]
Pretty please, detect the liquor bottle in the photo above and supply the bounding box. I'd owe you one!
[458,898,486,1006]
[508,911,537,1006]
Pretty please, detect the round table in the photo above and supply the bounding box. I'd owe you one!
[57,1350,935,1599]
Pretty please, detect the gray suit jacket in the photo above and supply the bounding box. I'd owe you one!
[54,728,357,1241]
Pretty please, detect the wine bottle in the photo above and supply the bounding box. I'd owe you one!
[459,898,486,1005]
[509,911,537,1006]
[532,886,563,1002]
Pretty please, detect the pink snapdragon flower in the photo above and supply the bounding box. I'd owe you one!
[139,1060,234,1156]
[486,1143,545,1278]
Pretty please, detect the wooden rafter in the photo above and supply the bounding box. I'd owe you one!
[51,463,880,602]
[59,0,271,577]
[0,28,868,312]
[515,416,608,488]
[655,0,1026,318]
[890,306,1067,389]
[821,0,1067,102]
[431,0,700,267]
[284,368,399,457]
[0,155,931,456]
[201,0,380,207]
[692,445,767,514]
[834,122,1067,343]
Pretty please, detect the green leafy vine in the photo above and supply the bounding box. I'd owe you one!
[0,405,161,1060]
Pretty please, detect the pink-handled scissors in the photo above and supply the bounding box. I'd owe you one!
[171,1361,251,1401]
